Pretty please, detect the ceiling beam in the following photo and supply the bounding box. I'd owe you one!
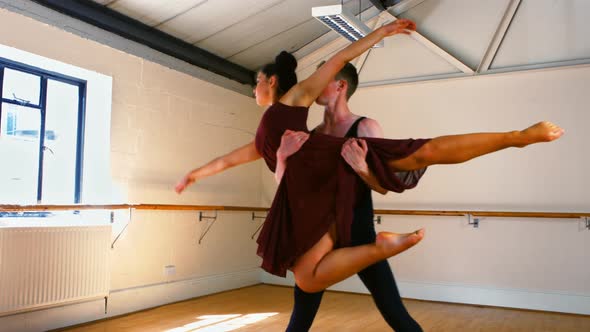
[387,0,428,16]
[369,0,387,11]
[359,59,590,88]
[477,0,522,73]
[370,0,419,12]
[409,30,474,74]
[354,13,388,73]
[29,0,256,86]
[359,72,467,88]
[485,58,590,75]
[385,13,473,74]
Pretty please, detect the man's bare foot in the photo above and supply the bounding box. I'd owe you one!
[376,229,425,257]
[517,121,564,147]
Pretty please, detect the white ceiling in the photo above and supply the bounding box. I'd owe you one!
[492,0,590,68]
[91,0,378,70]
[90,0,590,87]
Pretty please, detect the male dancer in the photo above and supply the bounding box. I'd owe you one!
[277,62,422,331]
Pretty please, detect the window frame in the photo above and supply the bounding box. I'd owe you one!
[0,57,88,204]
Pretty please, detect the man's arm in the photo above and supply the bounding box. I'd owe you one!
[175,141,261,194]
[341,118,388,195]
[275,130,309,183]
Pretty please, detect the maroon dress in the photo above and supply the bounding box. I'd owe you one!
[255,102,429,277]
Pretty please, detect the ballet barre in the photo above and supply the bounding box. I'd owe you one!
[372,209,590,229]
[3,204,587,219]
[2,205,589,246]
[0,204,269,212]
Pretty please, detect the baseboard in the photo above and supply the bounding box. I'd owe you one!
[0,268,261,332]
[260,272,590,315]
[106,268,261,317]
[398,280,590,316]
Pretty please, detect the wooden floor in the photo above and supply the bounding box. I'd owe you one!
[57,284,590,332]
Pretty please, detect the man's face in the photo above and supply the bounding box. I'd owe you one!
[316,79,341,106]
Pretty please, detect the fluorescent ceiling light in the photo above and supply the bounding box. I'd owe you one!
[312,5,384,48]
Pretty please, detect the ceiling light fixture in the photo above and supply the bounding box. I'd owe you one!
[312,4,384,48]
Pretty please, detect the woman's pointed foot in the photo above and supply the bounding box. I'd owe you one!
[518,121,564,147]
[376,229,425,257]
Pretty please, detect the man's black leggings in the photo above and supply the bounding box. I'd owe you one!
[285,205,422,332]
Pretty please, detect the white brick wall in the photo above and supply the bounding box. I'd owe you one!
[0,5,266,330]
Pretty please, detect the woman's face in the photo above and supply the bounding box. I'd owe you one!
[254,72,274,106]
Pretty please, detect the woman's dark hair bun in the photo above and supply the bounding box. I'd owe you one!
[275,51,297,72]
[259,51,298,96]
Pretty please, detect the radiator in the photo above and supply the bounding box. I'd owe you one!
[0,226,111,316]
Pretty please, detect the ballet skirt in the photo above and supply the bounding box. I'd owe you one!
[255,102,429,277]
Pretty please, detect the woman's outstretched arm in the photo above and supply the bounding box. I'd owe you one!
[281,19,416,108]
[175,141,261,193]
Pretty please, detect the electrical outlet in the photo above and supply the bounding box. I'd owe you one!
[164,265,176,276]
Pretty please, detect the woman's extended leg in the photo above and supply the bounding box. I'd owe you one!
[390,121,564,171]
[291,228,424,293]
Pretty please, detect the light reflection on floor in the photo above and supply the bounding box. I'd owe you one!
[164,313,278,332]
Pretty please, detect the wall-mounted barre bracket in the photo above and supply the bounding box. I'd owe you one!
[467,214,480,228]
[199,211,217,222]
[251,223,264,240]
[374,216,382,224]
[252,212,266,221]
[251,212,267,239]
[198,211,218,244]
[111,208,132,249]
[584,216,590,230]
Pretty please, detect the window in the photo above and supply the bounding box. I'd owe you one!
[0,57,86,204]
[0,44,115,227]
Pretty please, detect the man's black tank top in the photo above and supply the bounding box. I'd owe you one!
[344,117,376,245]
[312,116,374,242]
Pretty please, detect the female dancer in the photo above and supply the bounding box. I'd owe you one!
[176,19,563,293]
